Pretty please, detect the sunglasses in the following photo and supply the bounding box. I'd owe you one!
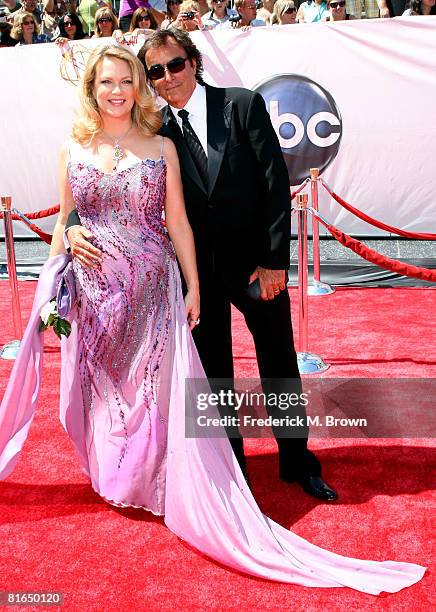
[284,7,296,12]
[64,21,75,26]
[138,14,151,20]
[330,0,345,6]
[97,17,112,24]
[147,56,188,81]
[167,0,182,4]
[23,20,34,25]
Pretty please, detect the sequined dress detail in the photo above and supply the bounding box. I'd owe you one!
[67,144,178,514]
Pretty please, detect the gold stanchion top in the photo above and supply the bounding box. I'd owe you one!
[1,196,12,211]
[296,193,308,208]
[310,168,319,179]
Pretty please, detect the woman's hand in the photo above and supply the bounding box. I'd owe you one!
[192,10,204,30]
[185,287,200,331]
[124,28,153,45]
[112,29,125,43]
[55,36,69,46]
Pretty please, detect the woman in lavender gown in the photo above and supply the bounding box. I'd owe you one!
[0,44,426,594]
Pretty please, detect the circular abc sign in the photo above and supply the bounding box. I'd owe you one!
[254,74,342,184]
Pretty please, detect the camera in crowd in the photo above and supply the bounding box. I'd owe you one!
[181,11,196,19]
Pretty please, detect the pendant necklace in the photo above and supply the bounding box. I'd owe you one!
[104,125,134,171]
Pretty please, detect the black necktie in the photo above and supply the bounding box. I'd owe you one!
[177,109,208,189]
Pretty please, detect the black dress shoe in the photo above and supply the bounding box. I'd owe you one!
[296,476,338,501]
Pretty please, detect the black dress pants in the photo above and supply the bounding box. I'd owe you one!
[191,267,321,480]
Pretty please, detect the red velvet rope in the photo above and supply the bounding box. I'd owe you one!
[0,204,60,222]
[317,217,436,283]
[321,181,436,240]
[27,223,52,244]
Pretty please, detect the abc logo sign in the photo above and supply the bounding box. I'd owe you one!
[255,74,342,184]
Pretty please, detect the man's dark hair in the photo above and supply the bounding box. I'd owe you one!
[138,28,205,85]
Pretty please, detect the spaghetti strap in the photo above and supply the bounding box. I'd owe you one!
[160,136,165,159]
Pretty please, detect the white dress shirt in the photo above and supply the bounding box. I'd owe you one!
[169,83,208,157]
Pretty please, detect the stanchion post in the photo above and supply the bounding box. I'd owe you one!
[310,168,321,283]
[308,168,335,296]
[297,194,309,354]
[296,194,329,374]
[1,195,22,360]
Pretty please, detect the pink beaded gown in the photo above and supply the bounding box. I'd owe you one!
[0,142,426,594]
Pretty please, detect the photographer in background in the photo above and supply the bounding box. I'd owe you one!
[171,0,206,29]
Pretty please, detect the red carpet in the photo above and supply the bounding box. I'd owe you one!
[0,282,434,611]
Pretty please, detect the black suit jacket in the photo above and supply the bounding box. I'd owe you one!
[66,84,291,288]
[159,84,291,288]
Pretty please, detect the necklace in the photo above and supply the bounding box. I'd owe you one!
[103,125,134,171]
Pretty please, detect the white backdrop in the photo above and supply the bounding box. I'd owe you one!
[0,17,435,237]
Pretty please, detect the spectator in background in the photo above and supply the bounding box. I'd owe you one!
[257,0,276,23]
[0,21,18,46]
[327,0,355,19]
[297,0,330,21]
[110,6,160,43]
[78,0,110,35]
[196,0,210,14]
[344,0,378,18]
[11,11,50,43]
[271,0,297,23]
[40,0,74,39]
[129,5,160,31]
[402,0,435,13]
[228,0,266,26]
[171,0,205,29]
[161,0,182,27]
[118,0,164,32]
[2,0,21,19]
[202,0,232,28]
[12,0,43,24]
[93,5,118,36]
[55,11,88,42]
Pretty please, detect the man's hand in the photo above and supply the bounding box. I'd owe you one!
[68,226,102,269]
[249,267,286,301]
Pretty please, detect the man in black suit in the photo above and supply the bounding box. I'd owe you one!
[66,28,337,501]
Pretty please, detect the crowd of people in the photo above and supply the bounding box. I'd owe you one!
[1,0,435,47]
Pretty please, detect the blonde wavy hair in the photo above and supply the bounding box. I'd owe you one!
[72,44,162,145]
[271,0,296,23]
[11,12,39,40]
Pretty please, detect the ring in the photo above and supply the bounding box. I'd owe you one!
[274,289,280,294]
[194,319,200,325]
